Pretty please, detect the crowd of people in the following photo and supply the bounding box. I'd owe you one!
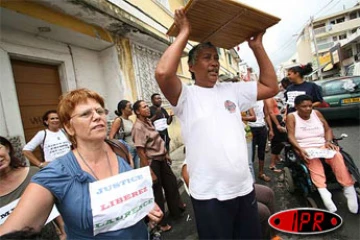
[0,6,358,240]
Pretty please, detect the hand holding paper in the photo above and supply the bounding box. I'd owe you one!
[147,203,163,224]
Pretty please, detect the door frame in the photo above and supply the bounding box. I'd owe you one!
[0,40,76,144]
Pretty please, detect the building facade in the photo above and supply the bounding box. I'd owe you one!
[297,3,360,79]
[0,0,240,158]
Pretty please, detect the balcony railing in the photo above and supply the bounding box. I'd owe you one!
[317,42,335,51]
[314,26,327,35]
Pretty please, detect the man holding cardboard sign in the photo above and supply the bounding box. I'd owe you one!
[155,7,278,239]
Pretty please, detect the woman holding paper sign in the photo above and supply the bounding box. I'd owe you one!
[0,89,163,239]
[132,100,184,232]
[286,94,358,214]
[0,136,62,239]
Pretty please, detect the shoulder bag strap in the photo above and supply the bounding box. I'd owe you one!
[105,139,131,164]
[40,130,47,161]
[119,117,124,131]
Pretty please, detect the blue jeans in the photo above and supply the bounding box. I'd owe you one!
[119,140,140,169]
[129,145,140,169]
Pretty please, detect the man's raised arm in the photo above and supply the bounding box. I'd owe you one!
[247,33,279,100]
[155,8,190,106]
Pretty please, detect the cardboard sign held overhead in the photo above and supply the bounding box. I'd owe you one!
[167,0,281,49]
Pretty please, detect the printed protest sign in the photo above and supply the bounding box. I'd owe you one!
[286,91,306,107]
[0,198,59,225]
[153,118,168,131]
[89,166,154,236]
[305,148,336,159]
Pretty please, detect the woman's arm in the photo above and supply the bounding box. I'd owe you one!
[136,147,157,182]
[263,102,274,140]
[108,118,121,139]
[22,151,46,168]
[0,183,55,235]
[54,216,67,240]
[241,108,257,122]
[265,98,286,133]
[23,131,46,167]
[314,110,338,151]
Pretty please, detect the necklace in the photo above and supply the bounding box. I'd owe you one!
[76,149,113,180]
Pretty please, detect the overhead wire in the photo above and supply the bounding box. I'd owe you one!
[270,0,346,63]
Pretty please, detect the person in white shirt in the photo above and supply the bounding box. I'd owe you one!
[154,8,278,239]
[248,100,272,182]
[23,110,71,168]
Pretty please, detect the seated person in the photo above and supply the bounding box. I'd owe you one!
[286,94,358,214]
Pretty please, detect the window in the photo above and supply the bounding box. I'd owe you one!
[339,34,346,40]
[344,48,353,59]
[320,77,360,96]
[356,43,360,54]
[332,36,338,41]
[228,53,232,65]
[352,28,358,34]
[330,17,345,25]
[314,23,325,29]
[350,10,360,19]
[350,11,357,20]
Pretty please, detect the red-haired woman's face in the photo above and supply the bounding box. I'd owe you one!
[66,98,108,145]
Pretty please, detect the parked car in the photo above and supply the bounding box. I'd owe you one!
[346,62,360,76]
[314,76,360,120]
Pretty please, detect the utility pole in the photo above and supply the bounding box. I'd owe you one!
[310,16,323,80]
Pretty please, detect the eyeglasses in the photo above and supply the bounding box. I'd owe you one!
[71,107,107,119]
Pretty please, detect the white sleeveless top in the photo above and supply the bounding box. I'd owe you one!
[293,111,325,148]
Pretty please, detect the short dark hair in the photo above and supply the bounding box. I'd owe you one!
[133,100,144,116]
[42,110,57,127]
[115,100,130,116]
[188,42,216,80]
[281,77,290,89]
[288,63,313,78]
[0,136,25,169]
[151,93,160,101]
[294,94,313,106]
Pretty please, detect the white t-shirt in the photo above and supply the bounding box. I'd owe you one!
[248,100,266,127]
[23,129,72,162]
[172,82,257,200]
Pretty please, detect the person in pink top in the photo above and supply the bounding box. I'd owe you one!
[286,94,358,214]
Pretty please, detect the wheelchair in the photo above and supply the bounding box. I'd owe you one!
[282,134,360,209]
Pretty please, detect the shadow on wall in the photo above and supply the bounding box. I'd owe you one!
[8,136,27,165]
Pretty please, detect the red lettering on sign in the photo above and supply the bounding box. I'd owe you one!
[123,194,132,201]
[313,212,324,231]
[299,212,310,231]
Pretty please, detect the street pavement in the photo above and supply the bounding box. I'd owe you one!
[163,119,360,240]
